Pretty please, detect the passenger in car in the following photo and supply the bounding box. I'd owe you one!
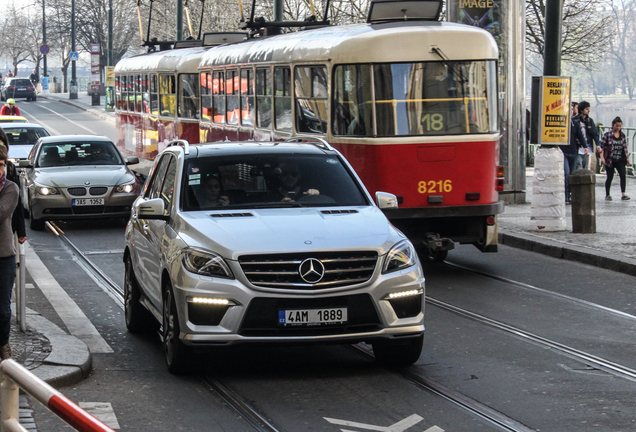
[269,162,320,202]
[197,174,230,208]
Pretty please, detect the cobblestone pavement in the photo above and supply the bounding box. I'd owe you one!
[10,319,52,370]
[499,167,636,260]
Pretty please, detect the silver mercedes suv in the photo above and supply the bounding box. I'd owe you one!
[123,139,425,373]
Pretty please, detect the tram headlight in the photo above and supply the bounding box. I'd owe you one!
[382,240,416,274]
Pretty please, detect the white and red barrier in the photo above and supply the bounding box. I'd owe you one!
[0,359,114,432]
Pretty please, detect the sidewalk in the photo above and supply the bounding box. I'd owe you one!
[498,167,636,275]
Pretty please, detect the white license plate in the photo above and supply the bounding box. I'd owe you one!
[18,87,26,91]
[72,198,104,206]
[279,308,347,326]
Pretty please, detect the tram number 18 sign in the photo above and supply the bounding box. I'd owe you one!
[531,76,571,145]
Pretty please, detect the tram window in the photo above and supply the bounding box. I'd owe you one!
[128,75,135,111]
[274,67,292,132]
[178,73,200,120]
[159,74,176,117]
[372,61,497,136]
[226,70,239,125]
[332,65,373,137]
[212,71,225,124]
[120,76,128,112]
[294,66,328,134]
[142,74,150,114]
[256,68,272,129]
[115,76,121,111]
[135,75,143,113]
[150,74,159,116]
[200,72,212,122]
[240,69,254,127]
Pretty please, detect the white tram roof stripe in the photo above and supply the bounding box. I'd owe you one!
[114,46,210,74]
[199,21,498,68]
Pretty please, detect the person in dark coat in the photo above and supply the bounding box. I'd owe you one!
[599,117,631,201]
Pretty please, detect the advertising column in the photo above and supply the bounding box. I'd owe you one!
[447,0,526,204]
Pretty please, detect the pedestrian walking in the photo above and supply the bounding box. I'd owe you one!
[576,101,600,170]
[600,116,631,201]
[0,145,19,360]
[0,128,27,244]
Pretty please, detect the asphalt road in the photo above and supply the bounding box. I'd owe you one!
[17,98,636,432]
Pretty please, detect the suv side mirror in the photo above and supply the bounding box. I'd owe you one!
[126,156,140,165]
[137,198,169,221]
[375,192,398,209]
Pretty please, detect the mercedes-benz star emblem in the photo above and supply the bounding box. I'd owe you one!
[299,258,325,284]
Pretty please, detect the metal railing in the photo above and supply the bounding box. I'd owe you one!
[527,125,636,176]
[1,359,115,432]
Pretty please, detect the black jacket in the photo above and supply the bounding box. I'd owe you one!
[6,161,26,238]
[560,117,587,155]
[574,114,599,148]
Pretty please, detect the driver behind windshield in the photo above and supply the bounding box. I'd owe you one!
[269,162,320,202]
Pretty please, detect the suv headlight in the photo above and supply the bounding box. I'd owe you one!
[36,185,59,195]
[115,180,137,193]
[182,248,234,279]
[382,240,416,274]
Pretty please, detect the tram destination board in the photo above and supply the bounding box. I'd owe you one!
[531,76,571,145]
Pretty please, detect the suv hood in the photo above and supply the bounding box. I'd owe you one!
[179,207,402,260]
[32,166,134,187]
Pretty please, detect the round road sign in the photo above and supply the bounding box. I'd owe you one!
[40,44,50,55]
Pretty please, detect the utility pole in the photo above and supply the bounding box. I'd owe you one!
[70,0,78,99]
[543,0,563,76]
[176,0,183,41]
[42,0,47,77]
[108,0,113,66]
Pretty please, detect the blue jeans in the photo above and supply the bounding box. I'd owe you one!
[0,256,16,346]
[564,153,577,200]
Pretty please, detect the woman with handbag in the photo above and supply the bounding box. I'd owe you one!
[600,117,631,201]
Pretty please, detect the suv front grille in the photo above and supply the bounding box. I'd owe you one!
[239,251,378,289]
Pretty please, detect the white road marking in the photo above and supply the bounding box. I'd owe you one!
[25,102,97,135]
[25,243,113,353]
[79,402,120,429]
[324,414,428,432]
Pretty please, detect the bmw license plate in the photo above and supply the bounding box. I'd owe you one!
[72,198,104,206]
[279,308,347,326]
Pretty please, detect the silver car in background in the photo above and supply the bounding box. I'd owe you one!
[124,139,425,373]
[20,135,140,230]
[1,122,50,166]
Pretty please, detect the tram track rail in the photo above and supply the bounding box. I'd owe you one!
[46,224,635,430]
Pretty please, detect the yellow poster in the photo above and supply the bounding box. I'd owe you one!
[105,66,115,87]
[540,77,571,145]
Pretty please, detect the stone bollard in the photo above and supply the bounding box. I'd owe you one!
[569,169,596,233]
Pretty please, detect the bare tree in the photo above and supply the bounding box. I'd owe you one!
[526,0,611,65]
[0,7,33,76]
[605,0,636,99]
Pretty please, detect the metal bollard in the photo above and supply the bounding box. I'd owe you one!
[569,169,596,233]
[13,238,26,332]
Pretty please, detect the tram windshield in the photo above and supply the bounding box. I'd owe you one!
[333,61,498,137]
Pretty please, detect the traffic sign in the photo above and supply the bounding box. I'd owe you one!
[70,51,79,62]
[40,44,50,55]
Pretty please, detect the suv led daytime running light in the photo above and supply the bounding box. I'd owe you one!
[191,298,230,305]
[386,289,423,299]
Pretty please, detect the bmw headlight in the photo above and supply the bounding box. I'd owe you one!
[382,240,416,274]
[36,185,59,196]
[182,248,234,279]
[115,181,137,194]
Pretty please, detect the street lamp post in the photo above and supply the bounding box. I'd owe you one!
[42,0,47,77]
[108,0,113,66]
[70,0,78,99]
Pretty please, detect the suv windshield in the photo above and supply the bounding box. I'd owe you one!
[182,153,368,210]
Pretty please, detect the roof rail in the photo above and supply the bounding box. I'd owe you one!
[285,136,332,151]
[167,139,190,155]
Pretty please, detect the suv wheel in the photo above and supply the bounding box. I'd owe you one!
[372,335,424,366]
[124,256,158,333]
[163,282,192,374]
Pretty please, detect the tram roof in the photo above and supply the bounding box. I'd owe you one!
[199,21,498,67]
[114,46,209,74]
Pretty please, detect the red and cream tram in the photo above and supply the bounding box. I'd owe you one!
[114,17,504,259]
